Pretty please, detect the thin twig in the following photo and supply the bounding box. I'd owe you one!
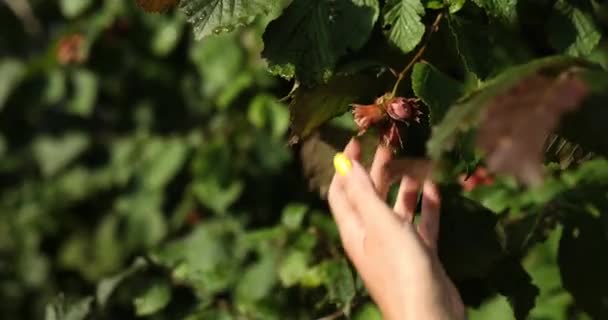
[390,12,444,97]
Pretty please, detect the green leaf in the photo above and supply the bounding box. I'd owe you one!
[472,0,519,26]
[138,137,189,190]
[152,19,184,56]
[96,258,147,307]
[382,0,425,54]
[60,0,93,18]
[262,0,380,84]
[288,73,387,143]
[323,258,356,309]
[153,220,241,296]
[281,203,308,230]
[411,62,464,125]
[33,133,89,177]
[236,254,277,303]
[68,69,98,117]
[45,296,93,320]
[278,250,309,287]
[558,69,608,156]
[446,11,532,80]
[439,191,539,319]
[439,192,505,279]
[190,34,244,98]
[0,59,26,110]
[134,278,172,316]
[353,302,382,320]
[548,0,602,57]
[248,94,290,139]
[558,204,608,319]
[491,259,539,320]
[193,179,243,214]
[179,0,272,40]
[468,295,514,320]
[446,0,466,13]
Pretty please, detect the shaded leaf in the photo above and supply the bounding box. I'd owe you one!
[558,69,608,157]
[439,191,539,318]
[490,258,539,320]
[411,62,464,125]
[472,0,519,26]
[548,0,602,57]
[0,59,26,110]
[439,191,505,280]
[559,203,608,319]
[262,0,379,84]
[446,13,531,80]
[382,0,425,54]
[288,73,386,143]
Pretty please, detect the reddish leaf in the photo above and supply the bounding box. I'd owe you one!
[476,69,589,185]
[135,0,179,13]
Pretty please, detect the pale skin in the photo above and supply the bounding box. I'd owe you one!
[328,139,466,320]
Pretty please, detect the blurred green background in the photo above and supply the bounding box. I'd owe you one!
[0,1,598,319]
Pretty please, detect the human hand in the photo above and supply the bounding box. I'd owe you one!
[327,139,465,320]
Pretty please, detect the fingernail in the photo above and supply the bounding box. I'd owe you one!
[333,153,352,176]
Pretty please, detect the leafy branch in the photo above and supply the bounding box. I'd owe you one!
[391,11,444,97]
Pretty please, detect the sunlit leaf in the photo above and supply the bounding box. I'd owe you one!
[179,0,272,39]
[134,278,172,316]
[382,0,425,54]
[262,0,379,84]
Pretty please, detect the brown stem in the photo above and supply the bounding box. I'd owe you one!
[390,12,444,97]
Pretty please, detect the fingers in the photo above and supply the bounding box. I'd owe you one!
[338,158,396,230]
[418,181,441,252]
[393,176,420,222]
[343,138,362,162]
[369,144,393,199]
[327,138,364,254]
[328,174,364,248]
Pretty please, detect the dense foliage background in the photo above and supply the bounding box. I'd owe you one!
[1,0,607,319]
